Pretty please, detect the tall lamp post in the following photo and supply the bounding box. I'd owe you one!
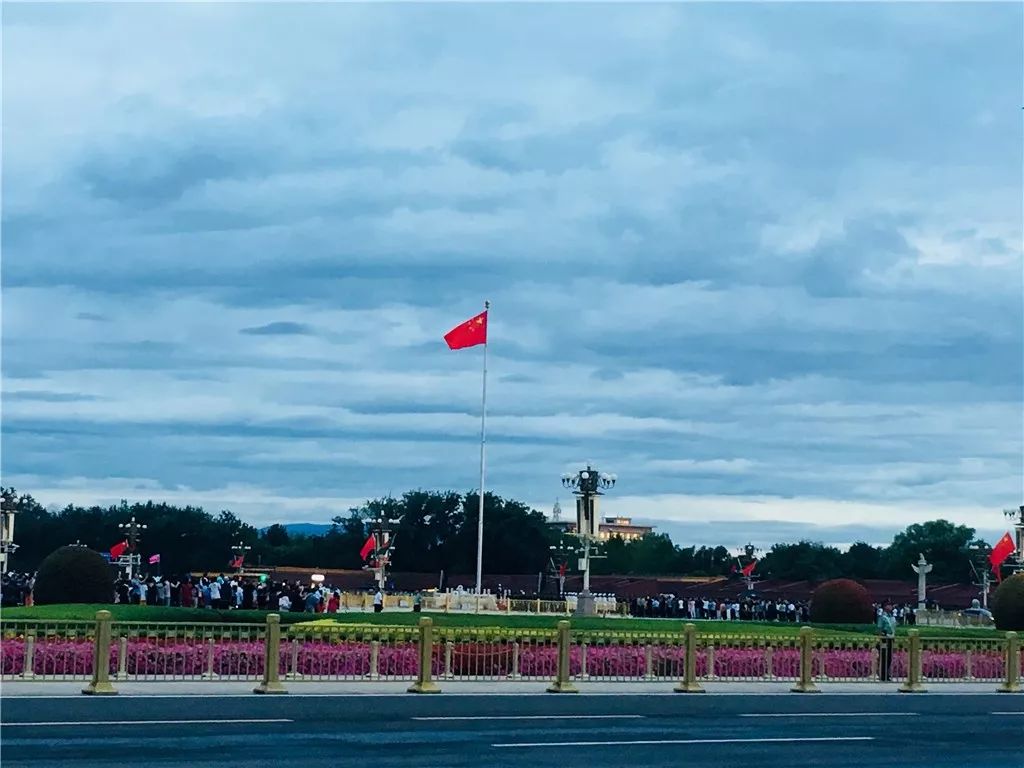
[231,541,252,574]
[561,464,616,616]
[366,516,400,592]
[737,543,761,592]
[0,490,19,573]
[1004,506,1024,575]
[548,535,578,598]
[968,541,993,609]
[118,516,147,581]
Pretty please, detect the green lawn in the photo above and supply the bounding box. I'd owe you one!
[0,604,1002,638]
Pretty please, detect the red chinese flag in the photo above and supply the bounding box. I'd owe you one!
[230,555,244,569]
[109,540,128,559]
[444,310,487,350]
[990,532,1016,580]
[741,559,757,577]
[359,534,376,561]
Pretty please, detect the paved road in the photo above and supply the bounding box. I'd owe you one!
[2,693,1021,767]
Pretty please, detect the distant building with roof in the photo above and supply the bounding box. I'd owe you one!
[548,500,654,542]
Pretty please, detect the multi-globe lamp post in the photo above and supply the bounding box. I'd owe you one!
[0,490,19,573]
[367,515,400,592]
[118,516,147,580]
[561,464,616,616]
[231,541,252,573]
[1003,506,1024,575]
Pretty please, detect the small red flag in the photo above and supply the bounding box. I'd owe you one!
[230,555,244,569]
[741,559,757,577]
[359,534,376,561]
[444,310,487,350]
[109,540,128,559]
[990,532,1016,581]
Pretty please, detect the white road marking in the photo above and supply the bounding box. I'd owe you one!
[990,712,1024,715]
[413,714,645,721]
[740,712,918,718]
[0,692,1009,699]
[1,719,293,727]
[493,736,875,748]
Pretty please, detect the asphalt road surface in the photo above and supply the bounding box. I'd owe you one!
[2,693,1021,768]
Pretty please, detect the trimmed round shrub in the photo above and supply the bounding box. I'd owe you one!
[33,546,114,605]
[991,572,1024,631]
[809,578,874,624]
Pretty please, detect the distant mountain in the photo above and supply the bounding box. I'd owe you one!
[260,523,334,535]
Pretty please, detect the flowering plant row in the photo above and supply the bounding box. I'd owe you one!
[0,639,1006,681]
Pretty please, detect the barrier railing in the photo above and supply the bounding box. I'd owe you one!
[697,631,802,683]
[110,620,267,681]
[811,634,884,683]
[570,627,686,682]
[2,615,1018,696]
[1,619,96,681]
[431,625,560,681]
[280,622,420,681]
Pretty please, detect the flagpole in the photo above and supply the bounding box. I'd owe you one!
[475,300,490,595]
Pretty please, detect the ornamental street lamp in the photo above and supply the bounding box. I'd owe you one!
[0,490,19,573]
[365,516,400,592]
[117,516,147,580]
[1003,506,1024,574]
[561,464,616,616]
[737,543,761,593]
[231,541,252,573]
[968,541,994,609]
[549,535,579,598]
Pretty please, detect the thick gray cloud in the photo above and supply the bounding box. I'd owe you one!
[1,3,1021,544]
[239,322,315,337]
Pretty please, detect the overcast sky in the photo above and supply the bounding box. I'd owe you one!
[2,3,1021,550]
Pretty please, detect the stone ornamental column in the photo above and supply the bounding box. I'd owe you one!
[911,554,933,610]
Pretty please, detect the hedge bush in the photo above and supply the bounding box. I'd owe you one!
[991,572,1024,631]
[32,546,114,605]
[809,578,874,624]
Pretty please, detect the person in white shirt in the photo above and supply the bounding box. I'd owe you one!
[209,580,221,608]
[278,594,291,611]
[373,588,384,613]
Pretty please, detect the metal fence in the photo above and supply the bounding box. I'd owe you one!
[1,613,1019,696]
[1,619,96,681]
[110,621,266,681]
[281,623,420,681]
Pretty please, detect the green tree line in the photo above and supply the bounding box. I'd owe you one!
[2,488,987,583]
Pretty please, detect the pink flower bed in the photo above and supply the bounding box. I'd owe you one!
[0,638,1007,682]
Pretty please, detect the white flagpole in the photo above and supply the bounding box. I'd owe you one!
[475,300,490,595]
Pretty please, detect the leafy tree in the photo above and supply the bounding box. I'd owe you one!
[761,541,844,581]
[0,486,993,584]
[841,542,884,579]
[882,520,976,583]
[454,492,553,576]
[592,535,629,575]
[263,524,290,547]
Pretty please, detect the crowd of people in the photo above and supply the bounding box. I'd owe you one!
[1,568,939,626]
[628,595,812,622]
[627,594,922,625]
[112,574,396,613]
[1,572,36,607]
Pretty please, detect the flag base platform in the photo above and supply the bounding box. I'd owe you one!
[573,591,597,617]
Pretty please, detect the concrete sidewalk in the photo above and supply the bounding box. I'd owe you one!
[1,680,1016,697]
